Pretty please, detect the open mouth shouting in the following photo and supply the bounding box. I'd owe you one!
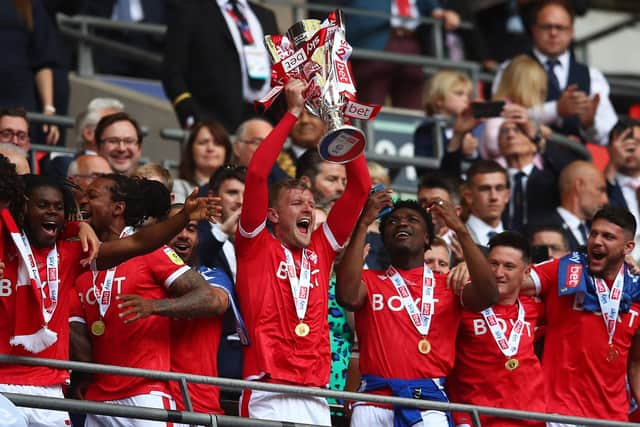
[172,241,191,258]
[41,221,59,239]
[296,218,311,235]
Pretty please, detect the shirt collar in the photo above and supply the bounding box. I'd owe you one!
[556,206,582,228]
[532,48,570,70]
[507,163,535,179]
[466,214,503,236]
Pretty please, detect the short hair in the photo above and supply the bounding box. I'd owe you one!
[77,98,125,145]
[528,223,570,249]
[367,161,390,187]
[209,164,246,195]
[133,163,174,192]
[533,0,575,25]
[179,121,232,186]
[494,55,547,108]
[609,116,640,146]
[0,107,29,126]
[488,230,531,263]
[424,70,472,115]
[235,117,272,140]
[592,205,637,238]
[295,149,326,180]
[418,172,460,204]
[379,200,435,251]
[268,179,311,208]
[94,112,143,147]
[466,160,508,188]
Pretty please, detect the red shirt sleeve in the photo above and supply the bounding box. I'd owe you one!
[325,154,370,246]
[531,258,559,299]
[146,246,191,289]
[59,221,81,240]
[239,113,298,235]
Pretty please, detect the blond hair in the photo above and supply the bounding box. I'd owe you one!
[494,55,547,108]
[425,70,472,115]
[367,161,390,187]
[133,163,174,192]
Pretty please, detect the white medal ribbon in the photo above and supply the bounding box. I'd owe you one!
[16,233,58,325]
[282,245,311,323]
[91,227,134,318]
[481,300,525,358]
[593,266,625,345]
[386,264,435,337]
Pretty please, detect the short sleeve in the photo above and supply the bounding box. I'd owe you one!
[145,246,191,288]
[69,288,85,324]
[530,258,559,299]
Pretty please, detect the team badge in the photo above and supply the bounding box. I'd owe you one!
[164,248,185,265]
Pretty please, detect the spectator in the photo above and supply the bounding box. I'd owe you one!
[0,0,59,145]
[492,0,617,145]
[522,206,640,422]
[67,154,113,219]
[414,70,472,160]
[70,174,228,425]
[463,160,510,247]
[296,150,347,209]
[363,161,392,270]
[448,231,545,427]
[173,121,232,203]
[0,108,30,152]
[162,0,277,132]
[345,0,459,109]
[0,143,29,175]
[606,118,640,260]
[424,236,451,274]
[95,112,143,177]
[367,161,391,188]
[133,163,174,193]
[531,160,607,252]
[530,224,570,259]
[232,118,273,167]
[235,80,369,424]
[335,194,497,426]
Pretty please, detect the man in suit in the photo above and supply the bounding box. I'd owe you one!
[162,0,277,133]
[606,117,640,259]
[492,0,617,145]
[533,160,607,251]
[497,120,558,233]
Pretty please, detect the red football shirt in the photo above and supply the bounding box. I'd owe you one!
[447,297,545,427]
[531,258,640,420]
[356,267,461,381]
[0,239,83,386]
[73,245,190,401]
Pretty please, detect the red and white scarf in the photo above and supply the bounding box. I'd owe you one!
[0,208,58,353]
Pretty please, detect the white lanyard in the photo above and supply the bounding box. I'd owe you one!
[481,300,525,358]
[386,264,435,337]
[91,227,134,318]
[15,233,58,325]
[593,267,625,346]
[282,245,311,322]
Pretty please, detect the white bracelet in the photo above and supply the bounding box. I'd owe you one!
[43,105,56,114]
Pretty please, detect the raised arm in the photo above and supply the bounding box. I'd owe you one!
[239,79,306,233]
[429,200,498,311]
[95,190,221,269]
[335,190,393,311]
[118,269,229,323]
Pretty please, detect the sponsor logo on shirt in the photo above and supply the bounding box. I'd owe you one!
[566,264,582,289]
[164,248,185,265]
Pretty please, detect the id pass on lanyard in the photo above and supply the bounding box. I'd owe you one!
[481,300,525,370]
[386,264,435,355]
[282,245,312,337]
[18,232,59,325]
[593,266,624,362]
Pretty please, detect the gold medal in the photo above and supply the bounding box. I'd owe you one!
[606,345,620,362]
[505,358,519,371]
[91,320,106,336]
[295,322,310,337]
[418,338,431,355]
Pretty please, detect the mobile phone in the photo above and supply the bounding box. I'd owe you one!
[371,184,392,219]
[470,101,505,118]
[531,245,550,264]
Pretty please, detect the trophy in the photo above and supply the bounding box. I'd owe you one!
[257,10,381,163]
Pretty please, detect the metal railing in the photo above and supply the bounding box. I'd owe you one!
[1,354,639,427]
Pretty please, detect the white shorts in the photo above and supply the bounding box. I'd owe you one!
[84,392,175,427]
[239,389,331,426]
[351,405,449,427]
[0,383,70,427]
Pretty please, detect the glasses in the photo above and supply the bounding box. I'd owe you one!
[101,137,139,147]
[0,128,29,143]
[237,138,263,146]
[536,23,571,33]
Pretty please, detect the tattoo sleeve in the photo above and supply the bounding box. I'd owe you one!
[153,269,228,318]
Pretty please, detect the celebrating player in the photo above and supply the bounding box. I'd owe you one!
[235,79,370,425]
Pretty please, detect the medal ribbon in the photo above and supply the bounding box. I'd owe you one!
[593,266,625,345]
[91,227,134,318]
[386,264,435,337]
[15,232,58,325]
[282,245,311,323]
[480,300,525,358]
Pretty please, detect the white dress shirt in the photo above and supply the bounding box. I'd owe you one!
[615,173,640,260]
[210,222,237,282]
[465,214,504,247]
[492,48,617,146]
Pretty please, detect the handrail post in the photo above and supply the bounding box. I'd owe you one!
[77,20,95,77]
[431,19,444,59]
[293,3,305,23]
[471,409,483,426]
[179,376,195,426]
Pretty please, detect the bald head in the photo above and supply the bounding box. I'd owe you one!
[233,118,273,167]
[559,160,608,220]
[0,143,29,174]
[68,154,113,190]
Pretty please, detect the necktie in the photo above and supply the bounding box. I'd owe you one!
[487,231,498,242]
[511,171,526,231]
[545,59,561,96]
[225,0,263,90]
[578,222,589,244]
[114,0,132,21]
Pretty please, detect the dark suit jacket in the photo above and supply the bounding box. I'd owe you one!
[197,220,234,281]
[530,209,582,252]
[607,180,630,210]
[162,0,278,132]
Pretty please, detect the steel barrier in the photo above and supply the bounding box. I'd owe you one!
[1,354,639,427]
